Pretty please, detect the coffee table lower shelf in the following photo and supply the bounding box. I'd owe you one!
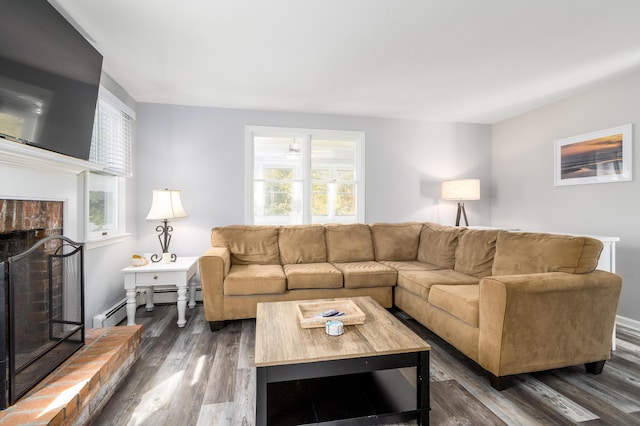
[256,351,429,425]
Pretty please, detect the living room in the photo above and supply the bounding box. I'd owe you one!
[1,0,639,424]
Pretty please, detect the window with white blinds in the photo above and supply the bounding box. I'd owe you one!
[90,88,134,176]
[86,87,134,242]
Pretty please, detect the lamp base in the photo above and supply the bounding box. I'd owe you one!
[151,219,177,262]
[455,202,469,227]
[151,252,177,263]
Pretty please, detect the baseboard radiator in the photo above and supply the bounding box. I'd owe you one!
[92,293,136,328]
[91,288,202,328]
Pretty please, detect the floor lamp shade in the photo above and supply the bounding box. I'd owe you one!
[441,179,480,201]
[441,179,480,226]
[146,189,188,263]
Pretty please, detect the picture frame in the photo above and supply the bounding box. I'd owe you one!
[554,124,632,186]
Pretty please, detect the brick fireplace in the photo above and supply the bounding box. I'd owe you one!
[0,198,63,232]
[0,198,84,408]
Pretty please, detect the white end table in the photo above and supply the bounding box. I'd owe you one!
[122,256,198,327]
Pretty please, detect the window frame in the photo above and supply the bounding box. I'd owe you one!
[84,171,127,243]
[245,126,365,225]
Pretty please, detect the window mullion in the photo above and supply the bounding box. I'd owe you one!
[302,134,312,224]
[329,176,337,220]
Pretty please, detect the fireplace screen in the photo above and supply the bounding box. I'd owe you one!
[1,236,84,408]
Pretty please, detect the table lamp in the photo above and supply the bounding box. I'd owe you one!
[441,179,480,226]
[146,189,188,263]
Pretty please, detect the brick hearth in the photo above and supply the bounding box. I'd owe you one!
[0,326,142,425]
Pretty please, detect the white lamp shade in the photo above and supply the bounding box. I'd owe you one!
[441,179,480,201]
[146,189,189,220]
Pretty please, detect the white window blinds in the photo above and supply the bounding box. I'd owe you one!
[90,89,134,176]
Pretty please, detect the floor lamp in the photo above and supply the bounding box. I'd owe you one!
[441,179,480,226]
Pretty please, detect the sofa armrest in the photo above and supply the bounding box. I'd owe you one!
[198,247,231,322]
[478,270,622,377]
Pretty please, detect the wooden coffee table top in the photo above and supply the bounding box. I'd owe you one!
[255,296,430,367]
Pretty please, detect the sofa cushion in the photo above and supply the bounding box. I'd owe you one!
[417,222,465,269]
[211,225,280,265]
[370,222,423,261]
[223,264,286,295]
[454,229,502,278]
[278,225,327,264]
[283,263,343,289]
[492,232,603,276]
[379,260,441,271]
[397,270,479,299]
[428,285,479,327]
[326,224,375,263]
[333,261,397,288]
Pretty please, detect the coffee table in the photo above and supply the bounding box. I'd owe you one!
[255,296,430,425]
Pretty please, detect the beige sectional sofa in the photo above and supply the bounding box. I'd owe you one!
[198,222,622,389]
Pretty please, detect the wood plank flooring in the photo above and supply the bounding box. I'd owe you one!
[92,304,640,425]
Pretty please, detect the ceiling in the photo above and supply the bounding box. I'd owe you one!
[51,0,640,124]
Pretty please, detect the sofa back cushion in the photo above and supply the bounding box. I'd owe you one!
[492,232,603,276]
[326,224,374,263]
[210,225,280,265]
[417,222,465,269]
[370,222,423,261]
[278,225,327,264]
[454,229,502,278]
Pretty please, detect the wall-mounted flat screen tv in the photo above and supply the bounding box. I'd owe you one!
[0,0,103,161]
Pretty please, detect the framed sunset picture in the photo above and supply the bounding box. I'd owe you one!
[554,124,632,186]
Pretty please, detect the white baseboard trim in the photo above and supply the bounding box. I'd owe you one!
[616,314,640,332]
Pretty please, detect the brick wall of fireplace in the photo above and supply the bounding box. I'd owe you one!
[0,199,63,253]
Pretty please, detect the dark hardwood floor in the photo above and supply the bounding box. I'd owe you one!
[92,303,640,425]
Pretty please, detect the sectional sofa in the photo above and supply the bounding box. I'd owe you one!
[197,222,622,389]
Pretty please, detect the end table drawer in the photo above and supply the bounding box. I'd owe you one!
[135,271,181,285]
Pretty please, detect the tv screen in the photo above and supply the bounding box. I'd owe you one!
[0,0,103,161]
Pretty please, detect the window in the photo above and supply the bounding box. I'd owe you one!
[87,171,119,237]
[247,126,364,225]
[90,89,133,176]
[86,87,134,241]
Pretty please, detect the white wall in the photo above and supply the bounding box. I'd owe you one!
[135,104,492,258]
[492,70,640,323]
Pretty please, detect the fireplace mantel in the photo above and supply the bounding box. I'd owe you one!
[0,139,102,175]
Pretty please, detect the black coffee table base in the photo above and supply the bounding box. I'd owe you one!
[256,351,429,425]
